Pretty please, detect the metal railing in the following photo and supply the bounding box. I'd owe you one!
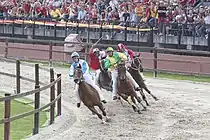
[0,18,210,48]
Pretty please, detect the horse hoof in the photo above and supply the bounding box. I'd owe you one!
[137,110,142,114]
[146,103,150,106]
[101,120,107,124]
[105,117,111,122]
[154,97,159,101]
[142,108,147,111]
[132,105,137,112]
[92,112,96,115]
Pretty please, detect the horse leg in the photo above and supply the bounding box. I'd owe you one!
[139,88,150,106]
[133,91,147,111]
[117,92,125,106]
[118,92,137,111]
[88,106,106,124]
[98,103,110,122]
[131,95,142,114]
[126,95,138,112]
[143,86,159,101]
[117,96,124,107]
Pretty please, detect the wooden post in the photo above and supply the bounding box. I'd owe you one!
[124,25,127,44]
[16,60,20,94]
[57,74,61,116]
[50,68,55,124]
[85,45,89,62]
[33,64,40,135]
[153,45,158,78]
[100,22,103,44]
[49,42,53,67]
[4,93,11,140]
[4,39,8,58]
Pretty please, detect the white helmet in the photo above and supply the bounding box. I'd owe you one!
[71,52,80,58]
[93,48,100,53]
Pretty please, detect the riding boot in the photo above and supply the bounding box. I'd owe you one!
[77,103,81,108]
[113,96,118,100]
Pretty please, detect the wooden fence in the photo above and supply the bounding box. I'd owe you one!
[0,60,62,140]
[0,37,210,76]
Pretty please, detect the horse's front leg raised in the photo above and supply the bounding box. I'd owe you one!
[117,92,126,107]
[119,93,138,112]
[88,106,106,124]
[117,95,124,107]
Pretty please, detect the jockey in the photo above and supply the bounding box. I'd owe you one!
[69,52,107,108]
[118,43,145,80]
[103,47,141,100]
[117,43,135,62]
[89,47,107,87]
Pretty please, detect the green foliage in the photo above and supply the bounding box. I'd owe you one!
[0,99,47,140]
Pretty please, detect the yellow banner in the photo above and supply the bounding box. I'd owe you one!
[0,20,157,31]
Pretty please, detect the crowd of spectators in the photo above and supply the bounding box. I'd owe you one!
[1,0,210,37]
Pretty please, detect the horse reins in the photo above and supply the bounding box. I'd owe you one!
[129,57,142,71]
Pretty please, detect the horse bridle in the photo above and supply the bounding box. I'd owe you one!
[129,56,142,71]
[117,62,127,79]
[74,68,84,84]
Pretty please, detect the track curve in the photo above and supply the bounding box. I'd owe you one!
[1,61,210,140]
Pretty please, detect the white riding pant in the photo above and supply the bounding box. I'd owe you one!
[111,69,139,98]
[94,69,101,86]
[75,73,104,103]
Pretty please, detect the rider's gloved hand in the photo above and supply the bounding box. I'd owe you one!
[125,62,131,69]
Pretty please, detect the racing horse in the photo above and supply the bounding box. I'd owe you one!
[98,60,112,91]
[128,53,158,106]
[73,64,110,124]
[117,61,147,114]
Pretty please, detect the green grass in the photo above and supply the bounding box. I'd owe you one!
[143,71,210,83]
[20,60,210,83]
[0,98,47,140]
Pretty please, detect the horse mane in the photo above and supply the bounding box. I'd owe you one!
[77,63,82,69]
[134,52,140,58]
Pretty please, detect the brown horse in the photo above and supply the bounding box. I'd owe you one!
[128,53,158,106]
[117,61,147,114]
[98,60,112,91]
[73,64,110,124]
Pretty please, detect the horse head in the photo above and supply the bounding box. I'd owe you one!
[134,52,140,58]
[73,64,83,84]
[132,54,143,72]
[117,61,127,81]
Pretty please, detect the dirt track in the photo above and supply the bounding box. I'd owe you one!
[0,61,210,140]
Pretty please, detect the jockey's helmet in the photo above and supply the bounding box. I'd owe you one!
[93,48,100,53]
[106,47,114,52]
[71,52,80,58]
